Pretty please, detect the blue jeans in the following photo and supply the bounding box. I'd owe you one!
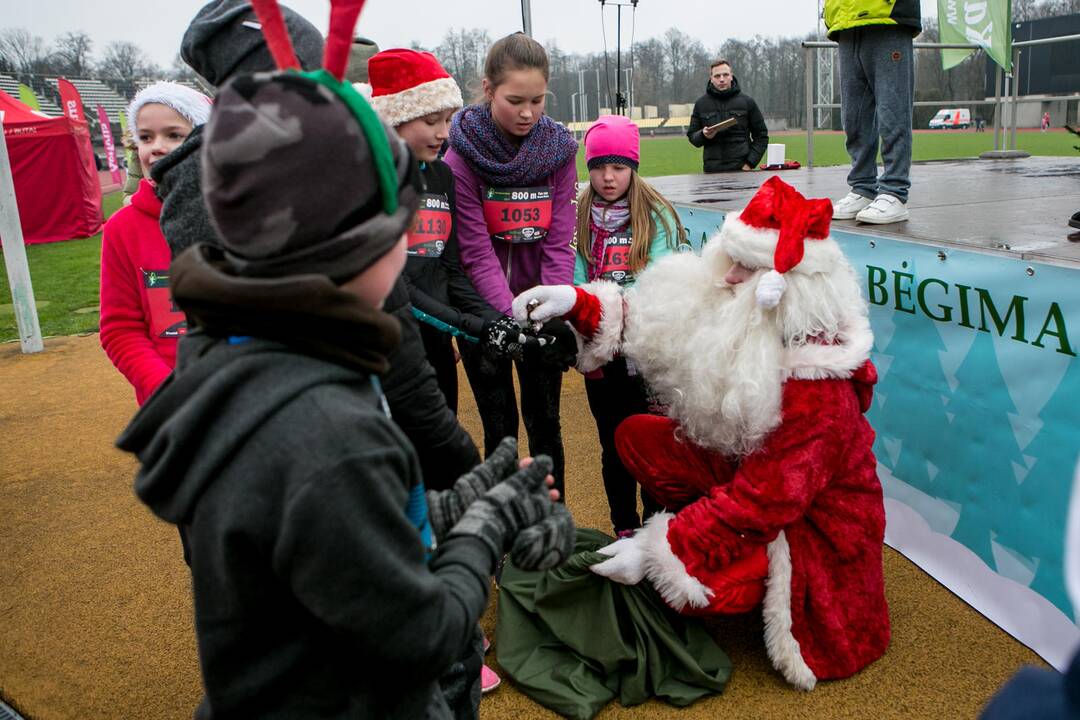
[837,26,914,203]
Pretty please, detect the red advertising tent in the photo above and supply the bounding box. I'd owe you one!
[0,89,102,244]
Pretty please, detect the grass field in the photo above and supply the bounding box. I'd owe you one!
[574,128,1080,177]
[1,129,1077,343]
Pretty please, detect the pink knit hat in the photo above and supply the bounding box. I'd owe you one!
[584,114,640,170]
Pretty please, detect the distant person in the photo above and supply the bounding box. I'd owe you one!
[826,0,920,225]
[99,82,211,406]
[1042,111,1051,132]
[686,59,768,173]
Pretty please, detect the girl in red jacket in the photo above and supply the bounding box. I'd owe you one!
[99,82,211,404]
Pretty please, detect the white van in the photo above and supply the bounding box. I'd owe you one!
[929,108,971,129]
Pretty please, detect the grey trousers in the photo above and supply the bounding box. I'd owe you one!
[837,26,915,203]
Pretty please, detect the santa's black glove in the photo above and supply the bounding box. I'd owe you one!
[524,319,578,371]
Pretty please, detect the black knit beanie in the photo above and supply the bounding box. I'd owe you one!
[181,0,325,87]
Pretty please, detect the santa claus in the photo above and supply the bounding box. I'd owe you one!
[513,176,888,690]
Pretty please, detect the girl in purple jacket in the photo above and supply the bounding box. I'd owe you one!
[444,33,578,498]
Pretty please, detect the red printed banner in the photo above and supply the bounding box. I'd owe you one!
[56,78,85,123]
[482,186,552,244]
[96,104,121,185]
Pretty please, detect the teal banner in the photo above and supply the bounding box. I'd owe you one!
[938,0,1013,71]
[676,206,1080,660]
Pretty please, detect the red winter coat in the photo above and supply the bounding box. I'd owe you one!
[99,179,186,405]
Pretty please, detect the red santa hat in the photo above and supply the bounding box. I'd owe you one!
[719,176,839,308]
[367,48,462,127]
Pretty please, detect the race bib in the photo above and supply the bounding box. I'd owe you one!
[599,232,634,285]
[482,186,552,244]
[142,269,187,340]
[408,193,452,257]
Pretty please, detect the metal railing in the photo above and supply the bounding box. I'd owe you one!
[801,33,1080,167]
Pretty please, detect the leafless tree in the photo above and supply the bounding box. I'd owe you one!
[52,31,94,77]
[0,28,51,74]
[436,28,491,102]
[98,40,160,83]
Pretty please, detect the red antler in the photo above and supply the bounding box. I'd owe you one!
[249,0,301,71]
[324,0,368,81]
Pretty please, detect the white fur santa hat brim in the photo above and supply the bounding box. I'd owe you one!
[367,48,462,127]
[127,81,213,133]
[720,208,843,276]
[370,76,462,127]
[717,176,841,308]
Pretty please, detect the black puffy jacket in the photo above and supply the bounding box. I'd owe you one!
[687,78,769,173]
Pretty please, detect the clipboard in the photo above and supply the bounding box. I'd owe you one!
[706,117,737,132]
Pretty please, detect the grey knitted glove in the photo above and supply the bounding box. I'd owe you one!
[447,455,557,561]
[510,502,576,571]
[427,437,519,543]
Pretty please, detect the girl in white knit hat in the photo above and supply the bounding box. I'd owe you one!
[100,82,212,406]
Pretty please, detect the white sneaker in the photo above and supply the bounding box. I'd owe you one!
[855,194,909,224]
[832,192,873,220]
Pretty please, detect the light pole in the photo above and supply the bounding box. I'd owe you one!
[598,0,639,116]
[521,0,532,36]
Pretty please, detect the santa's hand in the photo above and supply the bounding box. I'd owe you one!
[589,534,647,585]
[512,285,577,326]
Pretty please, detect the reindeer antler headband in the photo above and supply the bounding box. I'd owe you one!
[249,0,399,215]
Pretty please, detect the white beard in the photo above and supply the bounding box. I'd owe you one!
[622,253,785,457]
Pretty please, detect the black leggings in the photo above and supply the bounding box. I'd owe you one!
[584,356,663,532]
[419,324,459,415]
[459,341,566,498]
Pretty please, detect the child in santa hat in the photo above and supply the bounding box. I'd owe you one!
[573,114,685,537]
[368,48,528,415]
[99,82,212,405]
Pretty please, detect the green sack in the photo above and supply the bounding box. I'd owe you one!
[496,528,732,720]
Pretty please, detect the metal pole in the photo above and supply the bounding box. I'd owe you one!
[0,118,44,353]
[521,0,532,36]
[571,91,579,137]
[805,45,815,168]
[1009,47,1020,151]
[596,68,602,115]
[992,65,1002,150]
[615,4,623,114]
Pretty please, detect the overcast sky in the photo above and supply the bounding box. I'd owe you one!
[6,0,940,69]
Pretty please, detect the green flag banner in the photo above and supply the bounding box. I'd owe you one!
[938,0,1012,71]
[117,107,127,134]
[17,83,40,111]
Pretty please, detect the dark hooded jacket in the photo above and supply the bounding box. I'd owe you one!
[117,247,495,719]
[687,77,769,173]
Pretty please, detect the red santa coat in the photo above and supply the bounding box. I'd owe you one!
[568,279,889,690]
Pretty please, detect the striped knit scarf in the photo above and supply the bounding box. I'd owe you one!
[449,104,578,187]
[588,198,630,281]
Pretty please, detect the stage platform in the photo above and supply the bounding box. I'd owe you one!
[649,156,1080,268]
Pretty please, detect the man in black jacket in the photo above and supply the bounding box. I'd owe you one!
[687,60,769,173]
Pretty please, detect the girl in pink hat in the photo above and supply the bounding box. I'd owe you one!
[574,114,685,537]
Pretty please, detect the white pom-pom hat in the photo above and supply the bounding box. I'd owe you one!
[719,176,840,307]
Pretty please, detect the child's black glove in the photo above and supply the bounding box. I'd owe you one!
[427,437,518,542]
[446,455,558,563]
[524,319,578,372]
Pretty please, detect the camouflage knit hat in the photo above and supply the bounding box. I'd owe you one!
[201,70,420,283]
